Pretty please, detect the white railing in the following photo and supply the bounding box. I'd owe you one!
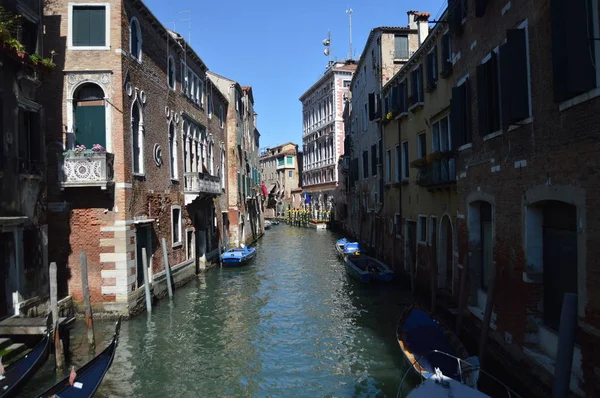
[60,152,114,190]
[184,172,221,195]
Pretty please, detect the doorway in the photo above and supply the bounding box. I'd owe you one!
[73,83,106,148]
[135,224,152,288]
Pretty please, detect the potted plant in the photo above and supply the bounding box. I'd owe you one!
[409,157,428,168]
[29,53,41,65]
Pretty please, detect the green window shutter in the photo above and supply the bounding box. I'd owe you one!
[75,105,106,148]
[286,156,293,165]
[277,158,284,166]
[72,7,90,46]
[88,7,106,46]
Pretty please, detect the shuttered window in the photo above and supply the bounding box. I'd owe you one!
[368,93,375,121]
[476,52,501,136]
[362,150,369,179]
[551,0,598,102]
[394,35,409,59]
[500,28,531,126]
[72,6,106,47]
[426,46,438,89]
[371,144,377,177]
[450,80,472,148]
[410,65,424,103]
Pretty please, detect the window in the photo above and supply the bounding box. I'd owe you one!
[343,80,351,87]
[362,103,368,130]
[450,77,472,148]
[18,109,42,174]
[286,156,293,165]
[385,149,392,183]
[418,215,428,243]
[172,206,182,247]
[550,0,600,102]
[167,56,176,89]
[181,60,188,94]
[169,121,178,180]
[220,146,225,189]
[289,170,293,178]
[132,101,144,174]
[417,133,427,159]
[362,150,369,179]
[70,5,108,48]
[197,78,204,106]
[219,105,224,128]
[500,24,532,125]
[395,144,401,182]
[371,144,377,177]
[441,32,453,77]
[394,213,402,237]
[432,115,451,152]
[401,141,409,180]
[449,0,468,29]
[277,157,284,166]
[477,50,501,136]
[394,34,409,59]
[394,80,408,114]
[209,142,214,175]
[129,17,142,61]
[207,90,212,118]
[426,46,438,89]
[410,65,424,104]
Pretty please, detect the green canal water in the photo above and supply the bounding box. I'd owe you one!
[21,225,417,397]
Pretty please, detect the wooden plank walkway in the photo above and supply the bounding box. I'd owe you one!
[0,316,75,335]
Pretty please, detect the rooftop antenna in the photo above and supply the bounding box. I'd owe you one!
[346,7,353,60]
[178,10,191,46]
[323,31,331,67]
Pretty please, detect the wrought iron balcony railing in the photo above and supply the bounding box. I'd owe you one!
[184,172,221,195]
[60,152,114,190]
[416,152,457,188]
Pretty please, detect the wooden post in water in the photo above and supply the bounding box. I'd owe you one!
[430,239,437,313]
[478,261,498,370]
[49,262,64,370]
[455,253,470,335]
[141,248,152,313]
[161,238,173,299]
[80,250,95,351]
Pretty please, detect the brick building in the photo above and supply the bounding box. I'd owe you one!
[0,0,50,318]
[43,0,227,315]
[444,0,600,394]
[208,72,264,247]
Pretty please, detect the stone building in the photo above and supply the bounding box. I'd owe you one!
[345,17,425,251]
[208,72,263,247]
[0,0,49,318]
[43,0,226,315]
[299,60,356,218]
[259,142,302,218]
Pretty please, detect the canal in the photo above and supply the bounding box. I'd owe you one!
[21,224,415,397]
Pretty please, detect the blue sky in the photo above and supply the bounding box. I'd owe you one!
[144,0,446,149]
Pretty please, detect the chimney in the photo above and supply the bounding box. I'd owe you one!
[408,11,431,47]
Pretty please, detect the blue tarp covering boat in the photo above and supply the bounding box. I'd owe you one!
[335,238,361,258]
[221,245,257,267]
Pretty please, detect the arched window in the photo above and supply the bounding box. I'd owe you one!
[130,17,142,61]
[132,101,144,174]
[169,121,177,179]
[167,56,176,89]
[73,83,106,149]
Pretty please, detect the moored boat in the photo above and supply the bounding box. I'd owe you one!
[335,238,361,259]
[396,304,478,384]
[344,255,393,282]
[0,318,51,397]
[264,220,272,230]
[271,220,280,226]
[220,245,257,267]
[37,317,121,398]
[404,368,489,398]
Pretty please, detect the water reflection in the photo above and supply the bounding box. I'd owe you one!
[19,225,411,397]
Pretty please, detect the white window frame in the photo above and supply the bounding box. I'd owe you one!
[129,16,142,62]
[169,120,178,180]
[385,148,392,184]
[167,55,176,90]
[417,215,428,244]
[171,205,183,248]
[401,140,409,180]
[185,228,195,260]
[68,3,111,50]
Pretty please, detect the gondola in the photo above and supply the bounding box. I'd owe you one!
[36,317,121,398]
[0,317,51,397]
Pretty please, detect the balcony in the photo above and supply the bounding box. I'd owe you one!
[60,152,114,190]
[416,152,457,189]
[184,172,220,196]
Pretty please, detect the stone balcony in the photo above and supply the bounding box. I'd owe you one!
[60,152,114,190]
[416,152,457,190]
[183,172,221,196]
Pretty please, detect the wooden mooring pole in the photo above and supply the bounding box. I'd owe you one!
[141,248,152,313]
[161,238,174,299]
[49,262,64,371]
[80,250,95,351]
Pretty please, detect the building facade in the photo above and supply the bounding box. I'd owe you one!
[445,0,599,394]
[0,0,50,318]
[299,60,356,218]
[43,0,226,315]
[345,17,425,252]
[259,142,302,218]
[208,72,263,247]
